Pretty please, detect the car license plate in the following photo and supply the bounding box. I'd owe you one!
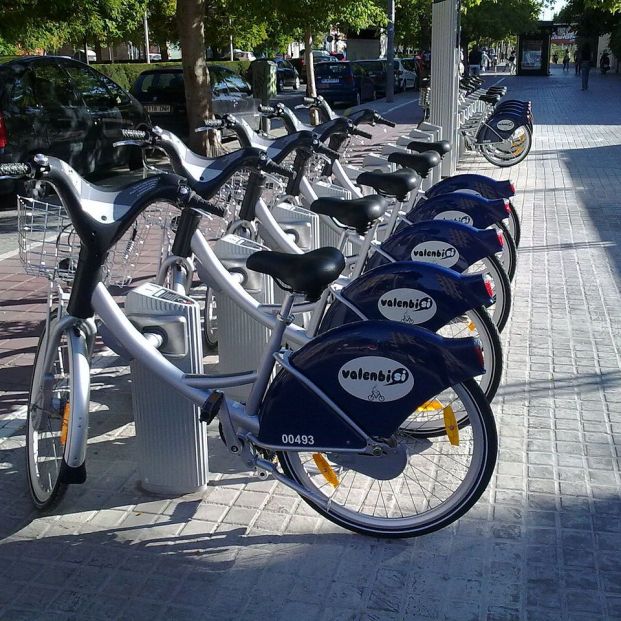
[145,104,171,113]
[320,79,340,84]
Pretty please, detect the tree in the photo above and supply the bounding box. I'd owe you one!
[148,0,177,60]
[177,0,218,155]
[461,0,542,57]
[395,0,432,51]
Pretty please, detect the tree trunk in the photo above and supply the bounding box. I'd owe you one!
[176,0,218,154]
[159,40,170,61]
[304,29,319,125]
[95,41,102,63]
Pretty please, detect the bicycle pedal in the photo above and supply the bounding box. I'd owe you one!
[200,390,224,424]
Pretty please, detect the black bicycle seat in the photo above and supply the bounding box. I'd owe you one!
[407,140,451,157]
[246,247,345,301]
[356,169,419,201]
[479,94,501,105]
[310,195,387,235]
[387,151,441,179]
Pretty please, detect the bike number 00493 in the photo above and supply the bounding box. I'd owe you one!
[281,434,315,445]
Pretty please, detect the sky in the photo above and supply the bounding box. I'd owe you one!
[541,0,567,21]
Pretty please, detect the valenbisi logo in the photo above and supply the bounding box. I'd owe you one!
[411,241,460,268]
[496,119,515,132]
[434,210,474,226]
[378,288,437,324]
[338,356,414,402]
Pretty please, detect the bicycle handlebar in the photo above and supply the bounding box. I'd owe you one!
[352,128,373,140]
[180,187,226,217]
[259,155,295,179]
[0,162,33,178]
[376,116,396,128]
[121,128,150,141]
[313,141,339,160]
[195,119,226,132]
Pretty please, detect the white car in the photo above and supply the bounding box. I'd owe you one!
[393,58,417,91]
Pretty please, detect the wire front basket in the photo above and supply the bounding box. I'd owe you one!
[17,195,171,287]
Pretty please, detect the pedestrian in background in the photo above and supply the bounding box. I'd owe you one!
[574,51,580,75]
[468,44,483,76]
[508,50,516,74]
[563,51,570,71]
[580,43,592,90]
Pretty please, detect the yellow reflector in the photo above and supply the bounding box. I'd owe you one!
[312,453,339,488]
[60,402,70,446]
[443,405,460,445]
[468,321,476,332]
[416,399,444,412]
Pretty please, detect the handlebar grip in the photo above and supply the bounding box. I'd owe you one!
[185,191,226,217]
[258,105,275,114]
[0,162,32,177]
[263,160,295,179]
[122,128,150,140]
[195,119,225,132]
[353,128,373,140]
[314,143,340,160]
[378,117,396,128]
[303,97,315,104]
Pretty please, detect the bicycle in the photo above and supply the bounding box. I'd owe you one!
[8,155,498,538]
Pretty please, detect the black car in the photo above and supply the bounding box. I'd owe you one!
[351,60,388,96]
[248,58,300,92]
[0,55,149,199]
[314,61,376,107]
[131,66,260,141]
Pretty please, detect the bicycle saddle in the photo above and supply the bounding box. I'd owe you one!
[247,247,345,301]
[479,94,501,105]
[356,169,419,202]
[310,195,387,235]
[407,140,451,157]
[387,151,440,179]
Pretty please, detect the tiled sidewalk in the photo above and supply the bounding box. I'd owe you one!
[1,67,621,620]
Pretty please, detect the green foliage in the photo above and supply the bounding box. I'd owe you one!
[395,0,432,50]
[92,60,251,90]
[558,0,620,37]
[461,0,542,43]
[609,21,621,58]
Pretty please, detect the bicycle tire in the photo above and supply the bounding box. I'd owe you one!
[496,220,517,281]
[437,306,502,403]
[26,315,85,509]
[277,379,497,538]
[203,286,218,350]
[471,254,512,333]
[479,125,532,168]
[507,200,521,247]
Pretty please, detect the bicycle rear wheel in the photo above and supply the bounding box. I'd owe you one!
[26,317,87,509]
[496,220,517,281]
[277,379,497,538]
[479,125,532,168]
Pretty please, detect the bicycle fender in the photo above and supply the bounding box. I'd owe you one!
[366,220,502,273]
[318,261,492,333]
[424,174,515,200]
[406,191,509,229]
[258,321,485,448]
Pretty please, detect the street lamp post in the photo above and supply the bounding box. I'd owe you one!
[386,0,395,102]
[144,11,151,63]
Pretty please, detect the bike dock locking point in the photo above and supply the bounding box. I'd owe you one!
[125,283,210,495]
[213,234,275,402]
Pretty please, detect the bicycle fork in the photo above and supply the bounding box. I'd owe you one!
[42,315,97,483]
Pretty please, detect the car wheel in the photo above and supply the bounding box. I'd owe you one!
[294,77,300,90]
[354,91,361,106]
[277,78,284,92]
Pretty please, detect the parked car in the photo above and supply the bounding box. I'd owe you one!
[131,65,260,141]
[351,59,388,96]
[393,58,417,90]
[291,50,337,83]
[0,55,149,200]
[400,57,421,88]
[247,58,300,92]
[313,61,376,107]
[234,49,256,62]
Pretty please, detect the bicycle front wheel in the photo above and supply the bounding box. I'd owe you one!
[26,317,88,509]
[277,379,497,538]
